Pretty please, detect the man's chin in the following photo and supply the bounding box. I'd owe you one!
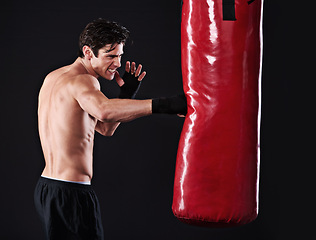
[102,74,114,81]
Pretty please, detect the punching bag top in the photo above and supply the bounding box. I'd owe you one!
[222,0,258,21]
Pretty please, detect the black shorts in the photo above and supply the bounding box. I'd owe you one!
[34,177,104,240]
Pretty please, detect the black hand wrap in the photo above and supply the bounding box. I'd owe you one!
[118,71,142,99]
[152,94,187,115]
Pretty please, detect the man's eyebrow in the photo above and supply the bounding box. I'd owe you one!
[105,47,116,53]
[105,52,124,56]
[105,44,120,53]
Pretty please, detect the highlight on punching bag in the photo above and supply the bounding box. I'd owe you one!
[172,0,263,227]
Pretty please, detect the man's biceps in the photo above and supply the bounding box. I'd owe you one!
[76,91,98,111]
[76,91,109,120]
[77,90,106,104]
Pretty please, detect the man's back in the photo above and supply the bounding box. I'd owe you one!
[38,61,97,182]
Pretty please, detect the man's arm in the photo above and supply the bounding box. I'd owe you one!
[73,71,186,136]
[73,75,152,133]
[93,61,148,136]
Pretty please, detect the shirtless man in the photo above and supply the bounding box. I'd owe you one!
[34,19,186,240]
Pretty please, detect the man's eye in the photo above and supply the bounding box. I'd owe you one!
[106,55,122,59]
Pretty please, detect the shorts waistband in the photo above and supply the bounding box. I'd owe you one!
[41,175,91,185]
[38,176,93,190]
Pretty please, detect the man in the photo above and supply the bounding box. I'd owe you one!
[34,19,186,240]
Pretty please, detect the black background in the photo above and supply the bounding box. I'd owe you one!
[0,0,314,239]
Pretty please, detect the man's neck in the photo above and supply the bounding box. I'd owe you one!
[77,57,99,78]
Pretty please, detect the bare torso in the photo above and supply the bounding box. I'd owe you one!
[38,53,152,182]
[38,60,98,182]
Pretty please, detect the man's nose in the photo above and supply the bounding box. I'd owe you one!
[114,57,121,68]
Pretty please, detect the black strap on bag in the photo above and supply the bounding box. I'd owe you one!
[223,0,236,21]
[223,0,257,21]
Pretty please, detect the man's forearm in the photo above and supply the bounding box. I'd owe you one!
[99,99,152,123]
[97,94,186,125]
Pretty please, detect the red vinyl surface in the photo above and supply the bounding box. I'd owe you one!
[172,0,263,226]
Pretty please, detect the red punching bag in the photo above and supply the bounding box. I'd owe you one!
[172,0,263,226]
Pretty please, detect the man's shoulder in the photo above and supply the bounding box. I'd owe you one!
[43,61,101,97]
[71,73,100,91]
[52,63,100,90]
[46,65,70,78]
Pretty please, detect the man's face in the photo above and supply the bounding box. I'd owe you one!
[90,43,124,80]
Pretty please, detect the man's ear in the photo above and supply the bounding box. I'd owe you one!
[82,46,94,60]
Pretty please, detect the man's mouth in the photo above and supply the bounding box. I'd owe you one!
[108,69,116,74]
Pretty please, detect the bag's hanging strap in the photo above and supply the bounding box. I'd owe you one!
[223,0,236,21]
[223,0,257,21]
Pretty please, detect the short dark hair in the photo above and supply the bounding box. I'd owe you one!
[78,18,130,58]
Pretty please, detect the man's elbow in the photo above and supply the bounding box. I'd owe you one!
[97,128,115,137]
[103,130,115,137]
[96,121,119,137]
